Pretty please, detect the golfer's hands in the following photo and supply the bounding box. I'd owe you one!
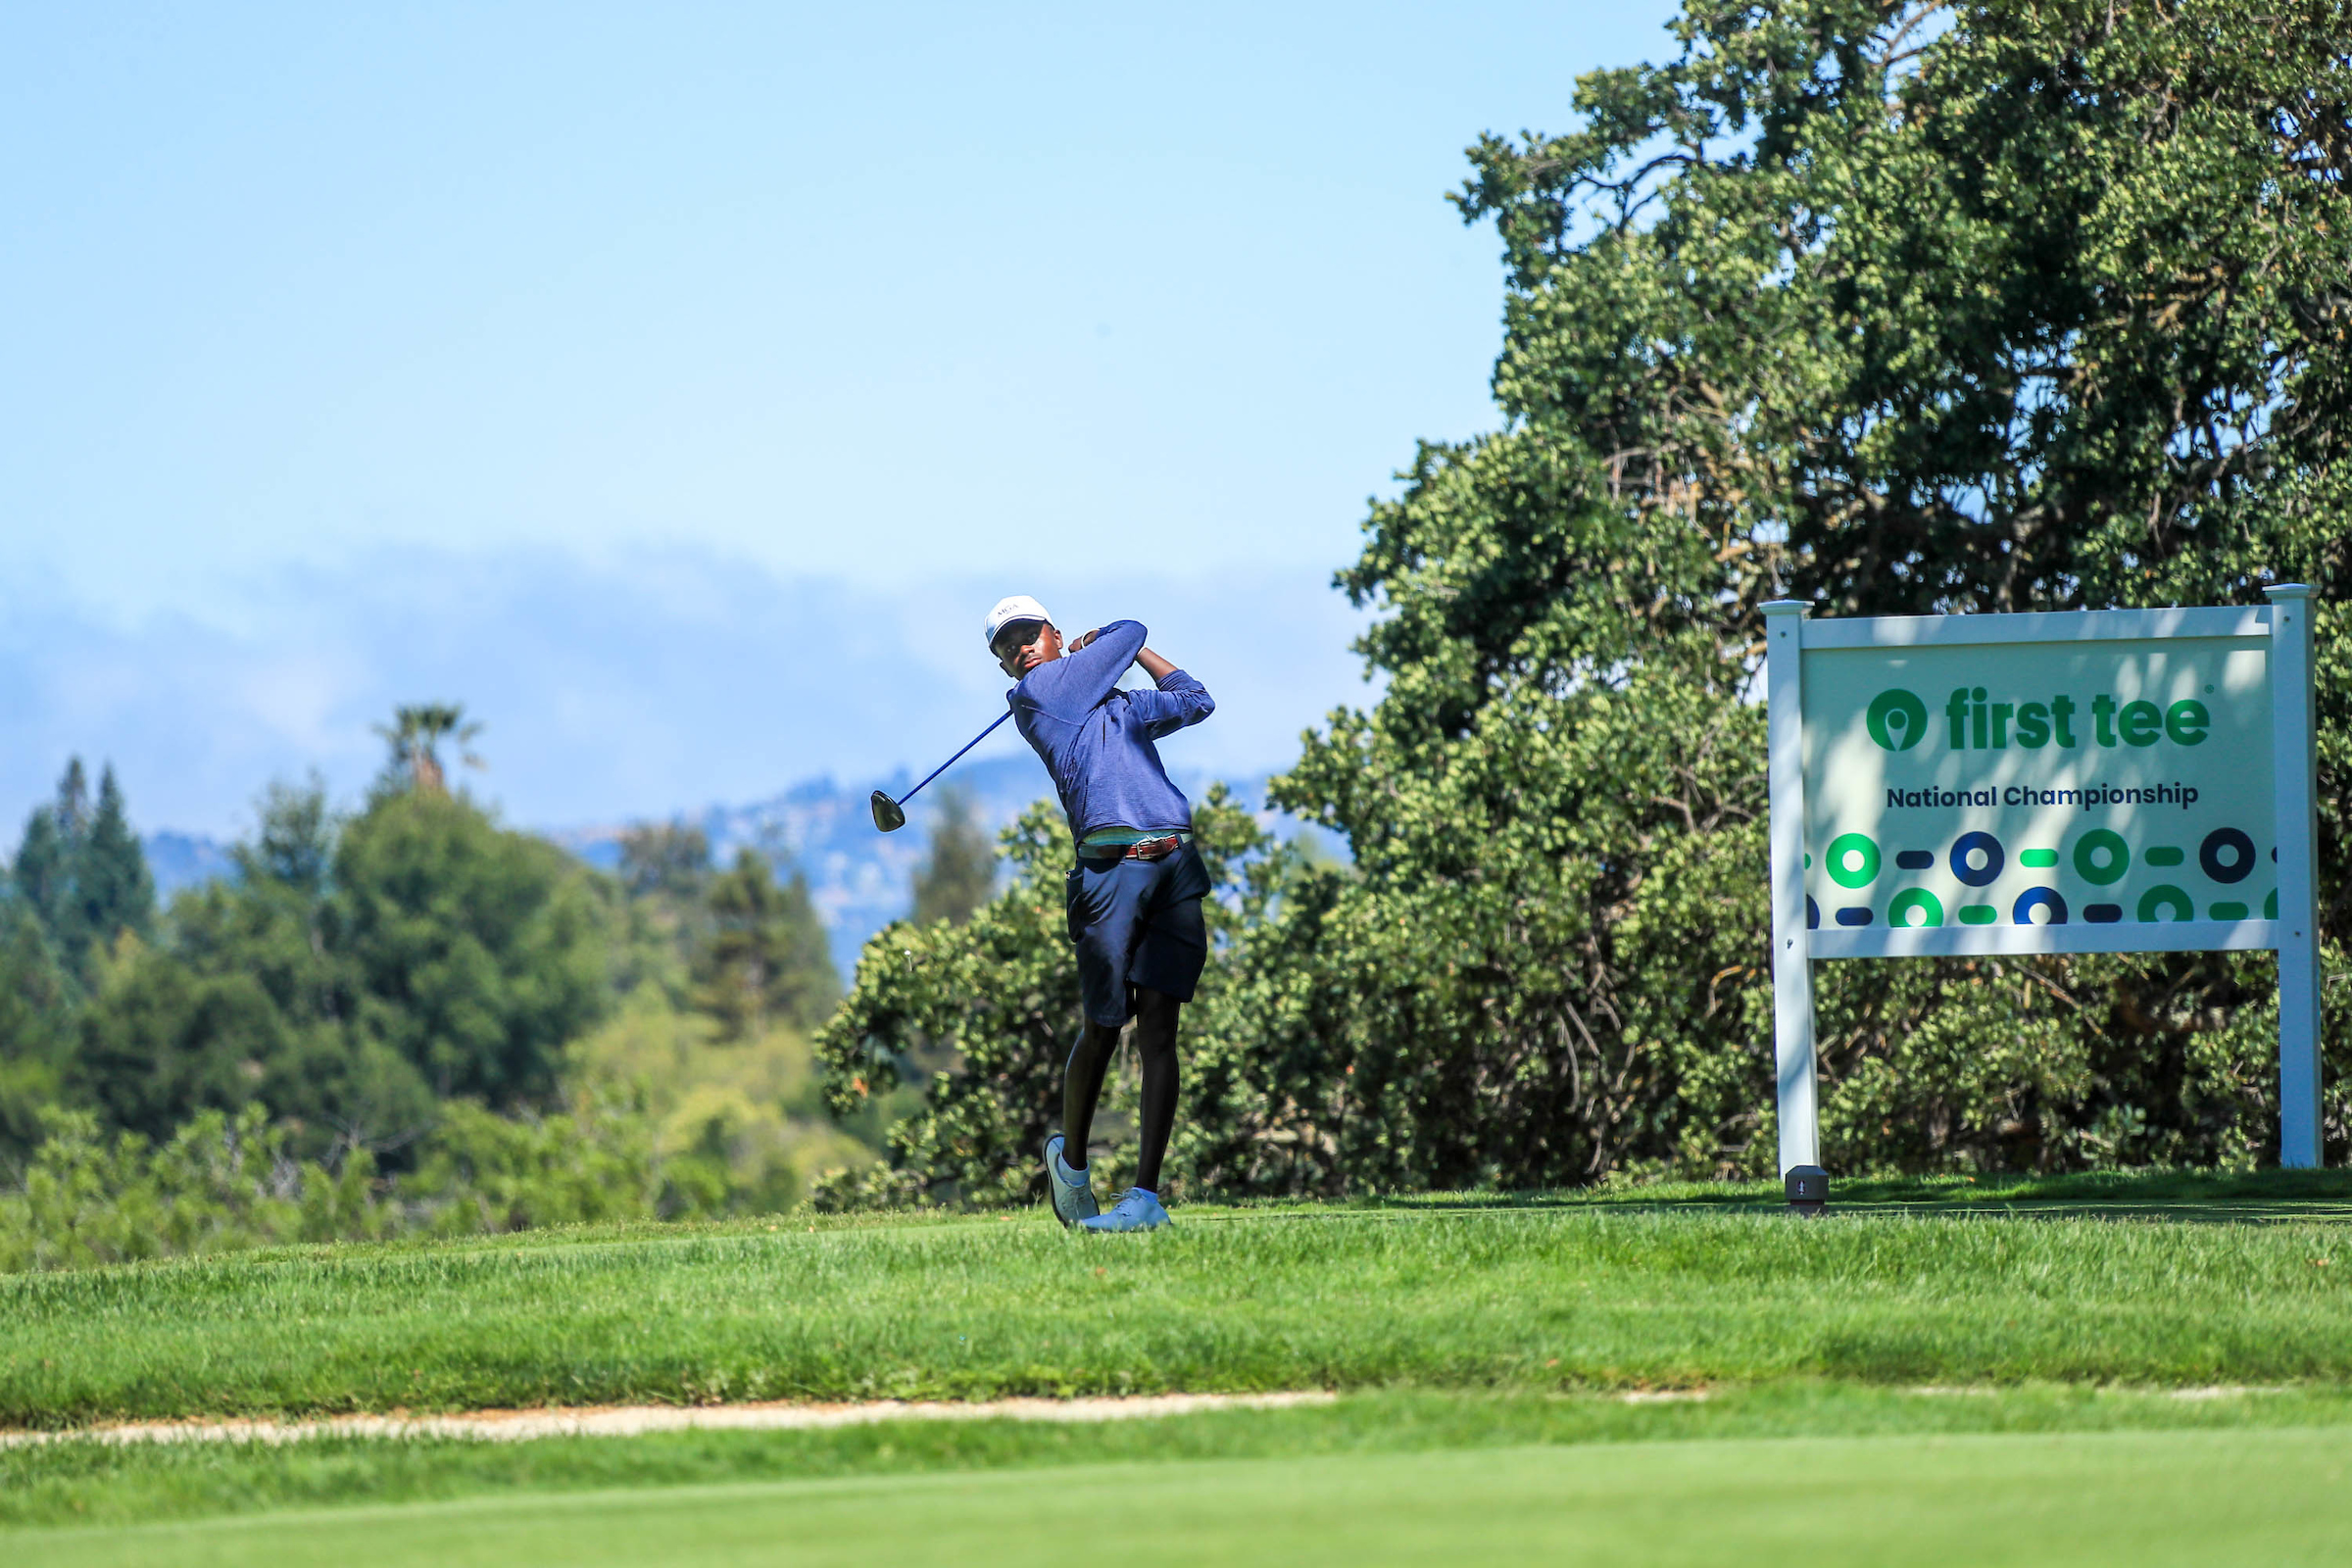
[1071,626,1172,681]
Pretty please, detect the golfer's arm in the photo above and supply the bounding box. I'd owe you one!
[1131,662,1213,736]
[1053,621,1148,713]
[1074,628,1176,682]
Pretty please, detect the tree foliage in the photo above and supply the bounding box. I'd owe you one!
[8,759,155,983]
[66,780,609,1157]
[372,704,485,795]
[0,906,74,1164]
[910,787,997,928]
[335,788,609,1103]
[693,850,839,1039]
[1258,0,2351,1186]
[12,2,2351,1245]
[618,820,715,903]
[0,1104,388,1273]
[564,990,871,1219]
[826,0,2351,1204]
[3,704,874,1262]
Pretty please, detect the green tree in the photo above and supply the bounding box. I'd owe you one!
[606,819,716,1004]
[1259,0,2350,1186]
[619,821,714,903]
[0,905,75,1166]
[334,788,609,1105]
[10,799,71,951]
[237,774,334,893]
[77,783,412,1152]
[398,1097,662,1235]
[74,765,155,956]
[168,781,436,1155]
[372,704,484,795]
[74,943,296,1145]
[693,850,838,1039]
[9,759,154,981]
[0,1104,388,1273]
[14,760,89,967]
[824,0,2351,1203]
[74,779,609,1152]
[910,788,996,927]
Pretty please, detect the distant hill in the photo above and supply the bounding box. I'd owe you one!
[548,756,1055,977]
[143,830,238,899]
[548,758,1327,977]
[148,760,1329,982]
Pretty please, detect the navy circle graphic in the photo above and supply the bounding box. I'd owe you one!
[1948,831,2005,888]
[2199,827,2254,885]
[2012,887,2068,926]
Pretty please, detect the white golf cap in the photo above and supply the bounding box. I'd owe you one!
[984,594,1053,648]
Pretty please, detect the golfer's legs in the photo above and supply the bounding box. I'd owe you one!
[1060,986,1182,1189]
[1130,987,1179,1192]
[1062,1019,1120,1169]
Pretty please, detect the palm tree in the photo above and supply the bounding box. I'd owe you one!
[373,704,485,794]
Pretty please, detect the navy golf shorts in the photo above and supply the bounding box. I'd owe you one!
[1064,843,1211,1026]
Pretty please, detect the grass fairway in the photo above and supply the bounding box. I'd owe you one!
[12,1385,2352,1531]
[8,1173,2352,1558]
[20,1426,2352,1568]
[8,1172,2352,1426]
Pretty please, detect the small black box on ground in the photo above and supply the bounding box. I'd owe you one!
[1785,1164,1829,1215]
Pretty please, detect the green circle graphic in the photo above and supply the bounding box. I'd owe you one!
[2135,885,2194,922]
[1887,889,1944,927]
[2073,828,2130,886]
[1865,689,1929,752]
[1826,832,1881,889]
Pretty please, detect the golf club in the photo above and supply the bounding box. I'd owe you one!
[870,710,1013,832]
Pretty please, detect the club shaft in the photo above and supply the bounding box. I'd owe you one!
[901,710,1012,806]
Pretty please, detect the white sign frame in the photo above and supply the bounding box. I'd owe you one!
[1763,585,2323,1173]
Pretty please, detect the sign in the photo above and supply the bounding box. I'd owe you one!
[1763,589,2323,1172]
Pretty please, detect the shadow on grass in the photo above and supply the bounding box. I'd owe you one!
[1204,1167,2352,1225]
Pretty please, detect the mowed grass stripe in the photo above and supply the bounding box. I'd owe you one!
[17,1427,2352,1568]
[8,1200,2352,1426]
[13,1386,2352,1533]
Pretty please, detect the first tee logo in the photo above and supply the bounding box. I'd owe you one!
[1863,686,2210,752]
[1865,689,1929,751]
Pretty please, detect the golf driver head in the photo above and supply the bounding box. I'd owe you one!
[869,790,906,833]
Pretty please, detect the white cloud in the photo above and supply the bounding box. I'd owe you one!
[0,546,1379,844]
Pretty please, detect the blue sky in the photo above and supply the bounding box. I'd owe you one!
[3,1,1683,840]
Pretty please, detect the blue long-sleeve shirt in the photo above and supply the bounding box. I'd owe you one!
[1008,619,1214,845]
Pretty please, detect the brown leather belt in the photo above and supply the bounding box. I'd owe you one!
[1080,833,1187,864]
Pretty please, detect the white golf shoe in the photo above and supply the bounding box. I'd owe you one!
[1045,1135,1099,1227]
[1080,1188,1172,1233]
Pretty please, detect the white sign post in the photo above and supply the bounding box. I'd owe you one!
[1764,586,2324,1173]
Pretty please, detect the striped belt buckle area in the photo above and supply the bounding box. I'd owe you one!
[1125,835,1185,861]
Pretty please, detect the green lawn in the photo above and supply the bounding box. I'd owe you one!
[20,1425,2352,1567]
[12,1385,2352,1532]
[8,1172,2352,1428]
[9,1172,2352,1556]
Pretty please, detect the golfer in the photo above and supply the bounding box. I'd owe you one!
[986,594,1214,1233]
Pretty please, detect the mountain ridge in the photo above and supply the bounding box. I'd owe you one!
[142,760,1316,980]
